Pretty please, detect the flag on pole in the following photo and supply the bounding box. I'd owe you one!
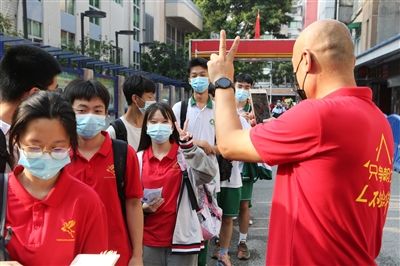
[254,10,260,39]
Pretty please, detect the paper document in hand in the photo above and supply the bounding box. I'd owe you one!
[70,253,120,266]
[142,187,163,204]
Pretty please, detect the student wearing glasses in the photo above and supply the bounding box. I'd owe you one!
[6,91,108,265]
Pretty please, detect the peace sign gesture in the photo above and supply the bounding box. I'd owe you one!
[174,120,193,143]
[207,30,240,84]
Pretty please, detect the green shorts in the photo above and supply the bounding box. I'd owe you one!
[217,187,241,217]
[240,181,254,201]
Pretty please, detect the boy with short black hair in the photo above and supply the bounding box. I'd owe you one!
[63,79,143,266]
[0,45,61,173]
[107,75,156,150]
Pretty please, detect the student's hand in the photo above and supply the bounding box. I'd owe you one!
[194,140,215,155]
[174,120,193,143]
[263,117,276,123]
[207,30,240,83]
[128,256,143,266]
[142,198,164,213]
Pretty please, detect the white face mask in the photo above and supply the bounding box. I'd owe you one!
[138,99,156,114]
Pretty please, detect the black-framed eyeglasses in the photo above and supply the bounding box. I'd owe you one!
[293,56,307,100]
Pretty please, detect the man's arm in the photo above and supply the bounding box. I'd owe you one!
[207,30,262,162]
[126,198,144,266]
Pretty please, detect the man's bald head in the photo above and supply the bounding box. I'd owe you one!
[294,19,355,70]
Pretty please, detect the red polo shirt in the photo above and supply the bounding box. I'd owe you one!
[6,166,108,266]
[65,132,142,266]
[142,143,182,247]
[250,87,394,265]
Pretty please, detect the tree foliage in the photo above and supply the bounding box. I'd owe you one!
[191,0,292,39]
[189,0,293,83]
[141,42,188,80]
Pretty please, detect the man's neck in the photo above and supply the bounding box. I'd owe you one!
[124,106,143,128]
[78,133,105,160]
[193,92,209,109]
[0,101,19,124]
[236,100,247,109]
[314,74,357,99]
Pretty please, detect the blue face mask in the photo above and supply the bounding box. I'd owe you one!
[18,149,71,180]
[146,124,173,144]
[76,114,106,139]
[138,100,156,114]
[190,77,209,93]
[235,89,250,102]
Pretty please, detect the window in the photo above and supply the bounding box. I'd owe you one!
[145,13,154,43]
[89,8,100,25]
[27,19,42,39]
[61,31,75,50]
[60,0,75,14]
[89,0,101,25]
[133,0,140,41]
[176,29,184,48]
[132,51,140,70]
[89,0,100,8]
[89,39,101,59]
[166,23,175,45]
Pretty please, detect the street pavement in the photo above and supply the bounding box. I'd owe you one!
[207,168,400,266]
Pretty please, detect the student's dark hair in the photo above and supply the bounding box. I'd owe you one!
[137,102,180,152]
[123,75,156,105]
[63,79,110,109]
[187,57,208,74]
[235,73,254,85]
[0,45,61,102]
[9,91,77,166]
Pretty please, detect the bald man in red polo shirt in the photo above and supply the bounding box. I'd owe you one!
[206,20,394,265]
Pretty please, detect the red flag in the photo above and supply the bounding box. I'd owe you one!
[254,10,260,39]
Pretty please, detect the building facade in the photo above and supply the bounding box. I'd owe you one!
[0,0,202,69]
[352,0,400,114]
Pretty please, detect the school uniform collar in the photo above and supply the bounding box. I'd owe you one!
[9,165,72,207]
[74,131,112,160]
[147,142,179,161]
[190,95,213,109]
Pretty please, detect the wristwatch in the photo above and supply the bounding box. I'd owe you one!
[214,77,235,91]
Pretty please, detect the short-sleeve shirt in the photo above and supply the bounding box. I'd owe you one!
[65,131,143,266]
[142,143,182,247]
[250,87,394,265]
[6,166,108,265]
[106,115,142,151]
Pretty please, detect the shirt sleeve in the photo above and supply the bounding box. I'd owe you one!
[125,146,143,199]
[172,102,181,124]
[106,125,116,139]
[250,101,321,166]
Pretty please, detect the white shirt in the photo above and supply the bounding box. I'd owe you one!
[220,116,250,188]
[106,115,142,151]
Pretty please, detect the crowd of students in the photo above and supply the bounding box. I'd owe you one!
[0,43,269,266]
[0,19,394,266]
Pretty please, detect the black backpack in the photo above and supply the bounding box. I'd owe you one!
[179,100,232,182]
[110,118,128,142]
[111,139,128,218]
[0,173,10,261]
[0,130,11,174]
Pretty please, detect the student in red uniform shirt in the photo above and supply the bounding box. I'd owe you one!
[63,80,143,266]
[137,103,217,266]
[6,91,108,265]
[207,20,394,265]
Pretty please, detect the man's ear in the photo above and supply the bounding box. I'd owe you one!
[303,50,313,73]
[21,87,40,100]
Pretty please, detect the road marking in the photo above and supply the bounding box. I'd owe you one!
[383,227,400,233]
[386,216,400,220]
[249,227,269,230]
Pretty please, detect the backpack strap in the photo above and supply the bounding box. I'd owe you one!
[180,100,188,129]
[110,118,128,142]
[177,171,200,211]
[0,173,8,237]
[111,139,128,218]
[0,130,11,174]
